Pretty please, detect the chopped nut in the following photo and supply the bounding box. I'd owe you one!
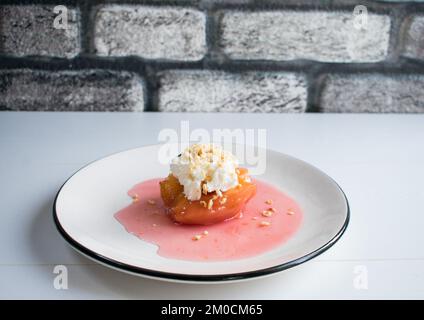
[207,199,214,210]
[287,209,295,215]
[252,217,258,220]
[216,190,223,197]
[269,207,276,212]
[219,197,227,204]
[192,235,202,241]
[147,199,156,205]
[259,221,271,227]
[203,230,209,236]
[200,200,207,208]
[132,194,139,203]
[261,210,273,217]
[202,183,208,195]
[265,199,273,205]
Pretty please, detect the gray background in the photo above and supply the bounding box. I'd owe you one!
[1,0,424,113]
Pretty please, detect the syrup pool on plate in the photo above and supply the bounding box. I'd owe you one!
[115,178,303,261]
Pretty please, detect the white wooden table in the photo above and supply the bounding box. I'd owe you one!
[1,112,423,299]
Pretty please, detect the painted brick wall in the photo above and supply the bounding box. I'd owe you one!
[1,0,424,113]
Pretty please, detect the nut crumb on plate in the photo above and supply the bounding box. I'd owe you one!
[259,221,271,227]
[261,210,273,217]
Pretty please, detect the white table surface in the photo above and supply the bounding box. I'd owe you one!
[0,112,423,299]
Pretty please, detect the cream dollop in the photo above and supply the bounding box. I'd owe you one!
[170,144,239,201]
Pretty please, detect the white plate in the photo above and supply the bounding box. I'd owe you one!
[53,144,349,283]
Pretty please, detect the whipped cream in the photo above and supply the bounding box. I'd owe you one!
[170,144,239,201]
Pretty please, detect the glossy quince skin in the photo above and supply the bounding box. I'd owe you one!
[159,168,256,225]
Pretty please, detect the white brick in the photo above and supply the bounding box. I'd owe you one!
[320,74,424,113]
[94,5,207,61]
[0,5,80,58]
[0,70,145,111]
[402,15,424,60]
[158,70,307,112]
[220,11,391,63]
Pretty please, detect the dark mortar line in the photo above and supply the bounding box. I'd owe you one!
[143,65,158,112]
[2,55,424,73]
[0,56,148,75]
[309,71,330,113]
[204,8,217,57]
[203,7,228,66]
[202,1,417,14]
[0,0,200,6]
[386,5,409,64]
[305,64,324,113]
[79,1,91,54]
[0,1,79,5]
[3,0,424,13]
[398,57,424,69]
[88,0,201,7]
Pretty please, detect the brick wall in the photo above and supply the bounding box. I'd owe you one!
[1,0,424,113]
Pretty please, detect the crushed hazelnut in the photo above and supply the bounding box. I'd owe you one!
[132,194,139,203]
[203,230,209,236]
[287,209,295,215]
[202,183,208,195]
[200,200,207,208]
[261,210,273,217]
[259,221,271,227]
[147,199,156,205]
[192,235,202,241]
[219,197,227,204]
[265,199,273,205]
[207,199,214,210]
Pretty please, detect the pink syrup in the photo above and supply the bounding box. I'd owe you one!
[115,178,302,261]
